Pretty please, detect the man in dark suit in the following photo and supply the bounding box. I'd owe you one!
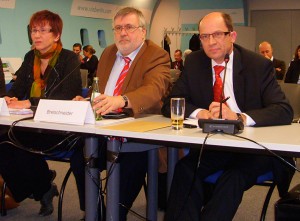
[162,12,294,221]
[171,49,184,71]
[259,41,286,80]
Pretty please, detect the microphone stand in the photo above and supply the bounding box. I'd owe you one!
[218,55,229,119]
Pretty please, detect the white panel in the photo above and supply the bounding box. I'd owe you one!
[180,8,244,24]
[235,26,256,52]
[251,10,292,68]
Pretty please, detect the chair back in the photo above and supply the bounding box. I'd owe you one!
[5,83,13,93]
[80,69,89,88]
[279,83,300,119]
[170,69,181,83]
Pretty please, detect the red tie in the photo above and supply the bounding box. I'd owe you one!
[113,57,131,96]
[213,65,225,102]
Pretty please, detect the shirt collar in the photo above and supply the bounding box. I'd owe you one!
[116,42,144,62]
[211,52,234,70]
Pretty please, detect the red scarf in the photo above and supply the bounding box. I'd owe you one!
[30,42,62,98]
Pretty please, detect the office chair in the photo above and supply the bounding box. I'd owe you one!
[80,69,89,89]
[5,83,13,93]
[45,151,74,221]
[204,170,275,221]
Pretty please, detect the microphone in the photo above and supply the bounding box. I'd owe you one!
[218,53,229,119]
[198,53,244,134]
[46,61,82,99]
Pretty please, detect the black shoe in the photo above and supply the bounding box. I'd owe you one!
[38,183,59,216]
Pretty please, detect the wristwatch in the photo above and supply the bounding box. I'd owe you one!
[122,95,129,108]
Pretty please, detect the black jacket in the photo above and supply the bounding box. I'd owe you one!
[7,49,82,105]
[285,59,300,84]
[0,58,5,96]
[273,58,286,80]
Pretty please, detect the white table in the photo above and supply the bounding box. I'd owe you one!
[1,114,300,221]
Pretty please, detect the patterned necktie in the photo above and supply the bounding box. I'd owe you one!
[213,65,225,102]
[113,57,131,96]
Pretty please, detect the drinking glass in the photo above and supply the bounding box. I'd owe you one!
[171,98,185,130]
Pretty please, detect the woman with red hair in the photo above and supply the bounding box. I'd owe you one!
[0,10,82,216]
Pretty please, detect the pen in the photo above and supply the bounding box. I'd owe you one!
[221,96,230,103]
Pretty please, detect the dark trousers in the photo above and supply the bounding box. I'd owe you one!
[70,140,148,221]
[164,149,274,221]
[0,128,65,202]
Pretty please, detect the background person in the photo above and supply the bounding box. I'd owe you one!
[73,42,83,62]
[0,10,82,217]
[285,45,300,84]
[80,44,98,87]
[259,41,286,80]
[183,48,192,64]
[171,49,184,71]
[162,12,294,221]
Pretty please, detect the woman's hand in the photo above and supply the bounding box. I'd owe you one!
[6,99,31,109]
[72,95,86,101]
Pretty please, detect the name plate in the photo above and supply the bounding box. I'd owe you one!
[0,98,10,116]
[34,100,95,125]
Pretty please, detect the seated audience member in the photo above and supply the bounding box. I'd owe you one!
[80,45,98,87]
[183,49,192,64]
[0,10,82,216]
[71,7,171,221]
[259,41,286,80]
[285,45,300,84]
[73,42,83,62]
[171,49,184,71]
[162,12,294,221]
[0,58,5,96]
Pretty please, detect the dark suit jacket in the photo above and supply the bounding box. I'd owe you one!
[80,54,98,86]
[0,58,5,96]
[284,59,300,84]
[162,44,294,196]
[97,40,171,117]
[273,58,286,80]
[171,60,184,71]
[6,49,82,105]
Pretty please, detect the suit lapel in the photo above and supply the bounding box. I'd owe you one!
[232,47,245,111]
[202,61,214,102]
[99,46,117,92]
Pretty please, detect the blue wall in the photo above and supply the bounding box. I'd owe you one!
[0,0,245,60]
[0,0,157,59]
[0,0,111,58]
[179,0,244,9]
[178,0,245,53]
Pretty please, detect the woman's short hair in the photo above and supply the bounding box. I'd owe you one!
[29,10,63,43]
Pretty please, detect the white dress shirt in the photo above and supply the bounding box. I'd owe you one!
[190,52,255,126]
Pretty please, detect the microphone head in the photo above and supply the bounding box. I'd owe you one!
[224,54,229,63]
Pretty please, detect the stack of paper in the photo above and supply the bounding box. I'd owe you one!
[9,108,33,115]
